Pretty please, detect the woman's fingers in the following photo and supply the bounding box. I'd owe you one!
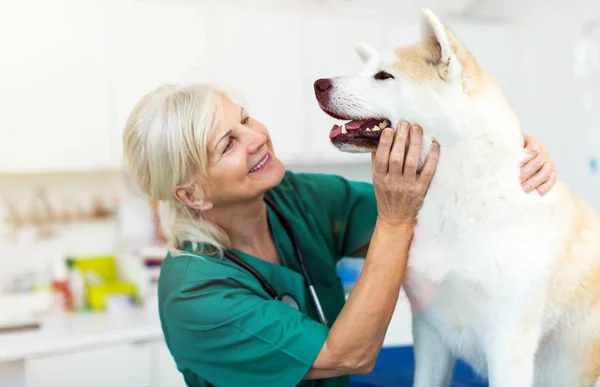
[402,125,422,179]
[523,161,552,193]
[370,121,439,226]
[536,167,557,196]
[372,127,394,177]
[418,141,440,191]
[387,122,409,176]
[520,153,545,184]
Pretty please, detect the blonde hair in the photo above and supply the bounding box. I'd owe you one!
[122,83,234,255]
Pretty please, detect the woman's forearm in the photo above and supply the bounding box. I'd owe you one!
[306,219,414,378]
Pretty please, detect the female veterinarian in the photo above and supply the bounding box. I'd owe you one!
[122,84,556,387]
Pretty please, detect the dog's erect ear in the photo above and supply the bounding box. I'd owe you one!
[355,42,379,63]
[419,8,462,82]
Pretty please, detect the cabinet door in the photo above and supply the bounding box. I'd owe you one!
[108,0,212,168]
[150,340,186,387]
[0,0,114,173]
[303,14,387,164]
[208,4,308,164]
[26,342,152,387]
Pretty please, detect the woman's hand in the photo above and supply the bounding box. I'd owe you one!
[308,122,439,380]
[520,133,557,196]
[307,123,440,380]
[371,121,440,227]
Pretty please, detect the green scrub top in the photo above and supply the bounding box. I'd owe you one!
[158,171,378,387]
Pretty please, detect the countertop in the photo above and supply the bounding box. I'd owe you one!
[0,306,163,363]
[0,291,413,364]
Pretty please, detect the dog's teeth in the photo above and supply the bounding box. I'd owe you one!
[365,128,371,132]
[341,124,347,134]
[373,127,380,132]
[372,126,379,131]
[379,120,389,129]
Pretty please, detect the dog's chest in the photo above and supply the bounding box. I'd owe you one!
[404,228,498,322]
[403,225,513,373]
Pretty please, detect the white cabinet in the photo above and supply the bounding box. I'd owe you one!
[26,341,152,387]
[0,0,114,173]
[24,339,185,387]
[208,4,309,164]
[151,340,187,387]
[107,0,212,168]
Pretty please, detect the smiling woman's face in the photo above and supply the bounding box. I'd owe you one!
[199,95,286,208]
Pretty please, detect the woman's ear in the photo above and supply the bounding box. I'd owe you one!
[173,184,213,211]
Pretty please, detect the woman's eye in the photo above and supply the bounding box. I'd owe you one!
[223,138,233,154]
[241,117,250,125]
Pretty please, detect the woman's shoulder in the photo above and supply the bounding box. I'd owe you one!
[277,170,351,189]
[158,249,244,299]
[270,170,374,210]
[272,170,365,200]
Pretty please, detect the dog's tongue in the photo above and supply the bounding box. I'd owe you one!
[329,125,342,139]
[345,121,364,130]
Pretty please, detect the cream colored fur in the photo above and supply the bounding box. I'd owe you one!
[317,8,600,387]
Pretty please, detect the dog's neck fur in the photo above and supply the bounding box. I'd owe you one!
[418,83,530,233]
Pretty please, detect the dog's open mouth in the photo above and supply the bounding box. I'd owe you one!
[328,118,391,152]
[329,119,389,139]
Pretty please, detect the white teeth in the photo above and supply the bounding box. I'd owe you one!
[373,127,380,132]
[250,154,269,172]
[365,128,371,132]
[341,124,347,134]
[379,120,390,129]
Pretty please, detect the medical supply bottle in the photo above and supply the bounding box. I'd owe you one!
[52,256,73,313]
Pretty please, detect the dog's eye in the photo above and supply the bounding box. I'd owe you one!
[374,71,394,80]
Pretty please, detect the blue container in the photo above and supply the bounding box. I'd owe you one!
[350,346,488,387]
[336,257,365,293]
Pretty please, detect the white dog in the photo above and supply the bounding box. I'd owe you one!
[314,8,600,387]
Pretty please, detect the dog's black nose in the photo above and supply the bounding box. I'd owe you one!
[314,78,333,95]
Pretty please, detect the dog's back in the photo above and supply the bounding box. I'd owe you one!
[536,185,600,386]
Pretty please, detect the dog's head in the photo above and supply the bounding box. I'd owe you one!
[314,8,501,156]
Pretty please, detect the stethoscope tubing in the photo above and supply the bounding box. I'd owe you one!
[222,196,328,326]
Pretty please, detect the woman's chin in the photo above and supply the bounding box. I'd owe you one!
[265,156,286,186]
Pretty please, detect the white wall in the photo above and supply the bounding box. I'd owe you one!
[513,0,600,209]
[0,0,520,277]
[5,0,599,279]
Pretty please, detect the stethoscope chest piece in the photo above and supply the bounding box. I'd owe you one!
[222,195,328,326]
[279,293,300,310]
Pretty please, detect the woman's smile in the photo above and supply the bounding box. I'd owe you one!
[249,153,272,174]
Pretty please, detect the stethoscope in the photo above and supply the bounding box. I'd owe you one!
[223,195,328,326]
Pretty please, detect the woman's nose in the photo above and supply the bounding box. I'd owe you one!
[245,128,268,153]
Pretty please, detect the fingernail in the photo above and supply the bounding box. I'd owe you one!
[400,122,409,132]
[523,183,531,192]
[384,128,393,138]
[538,187,545,195]
[519,176,524,184]
[411,126,419,135]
